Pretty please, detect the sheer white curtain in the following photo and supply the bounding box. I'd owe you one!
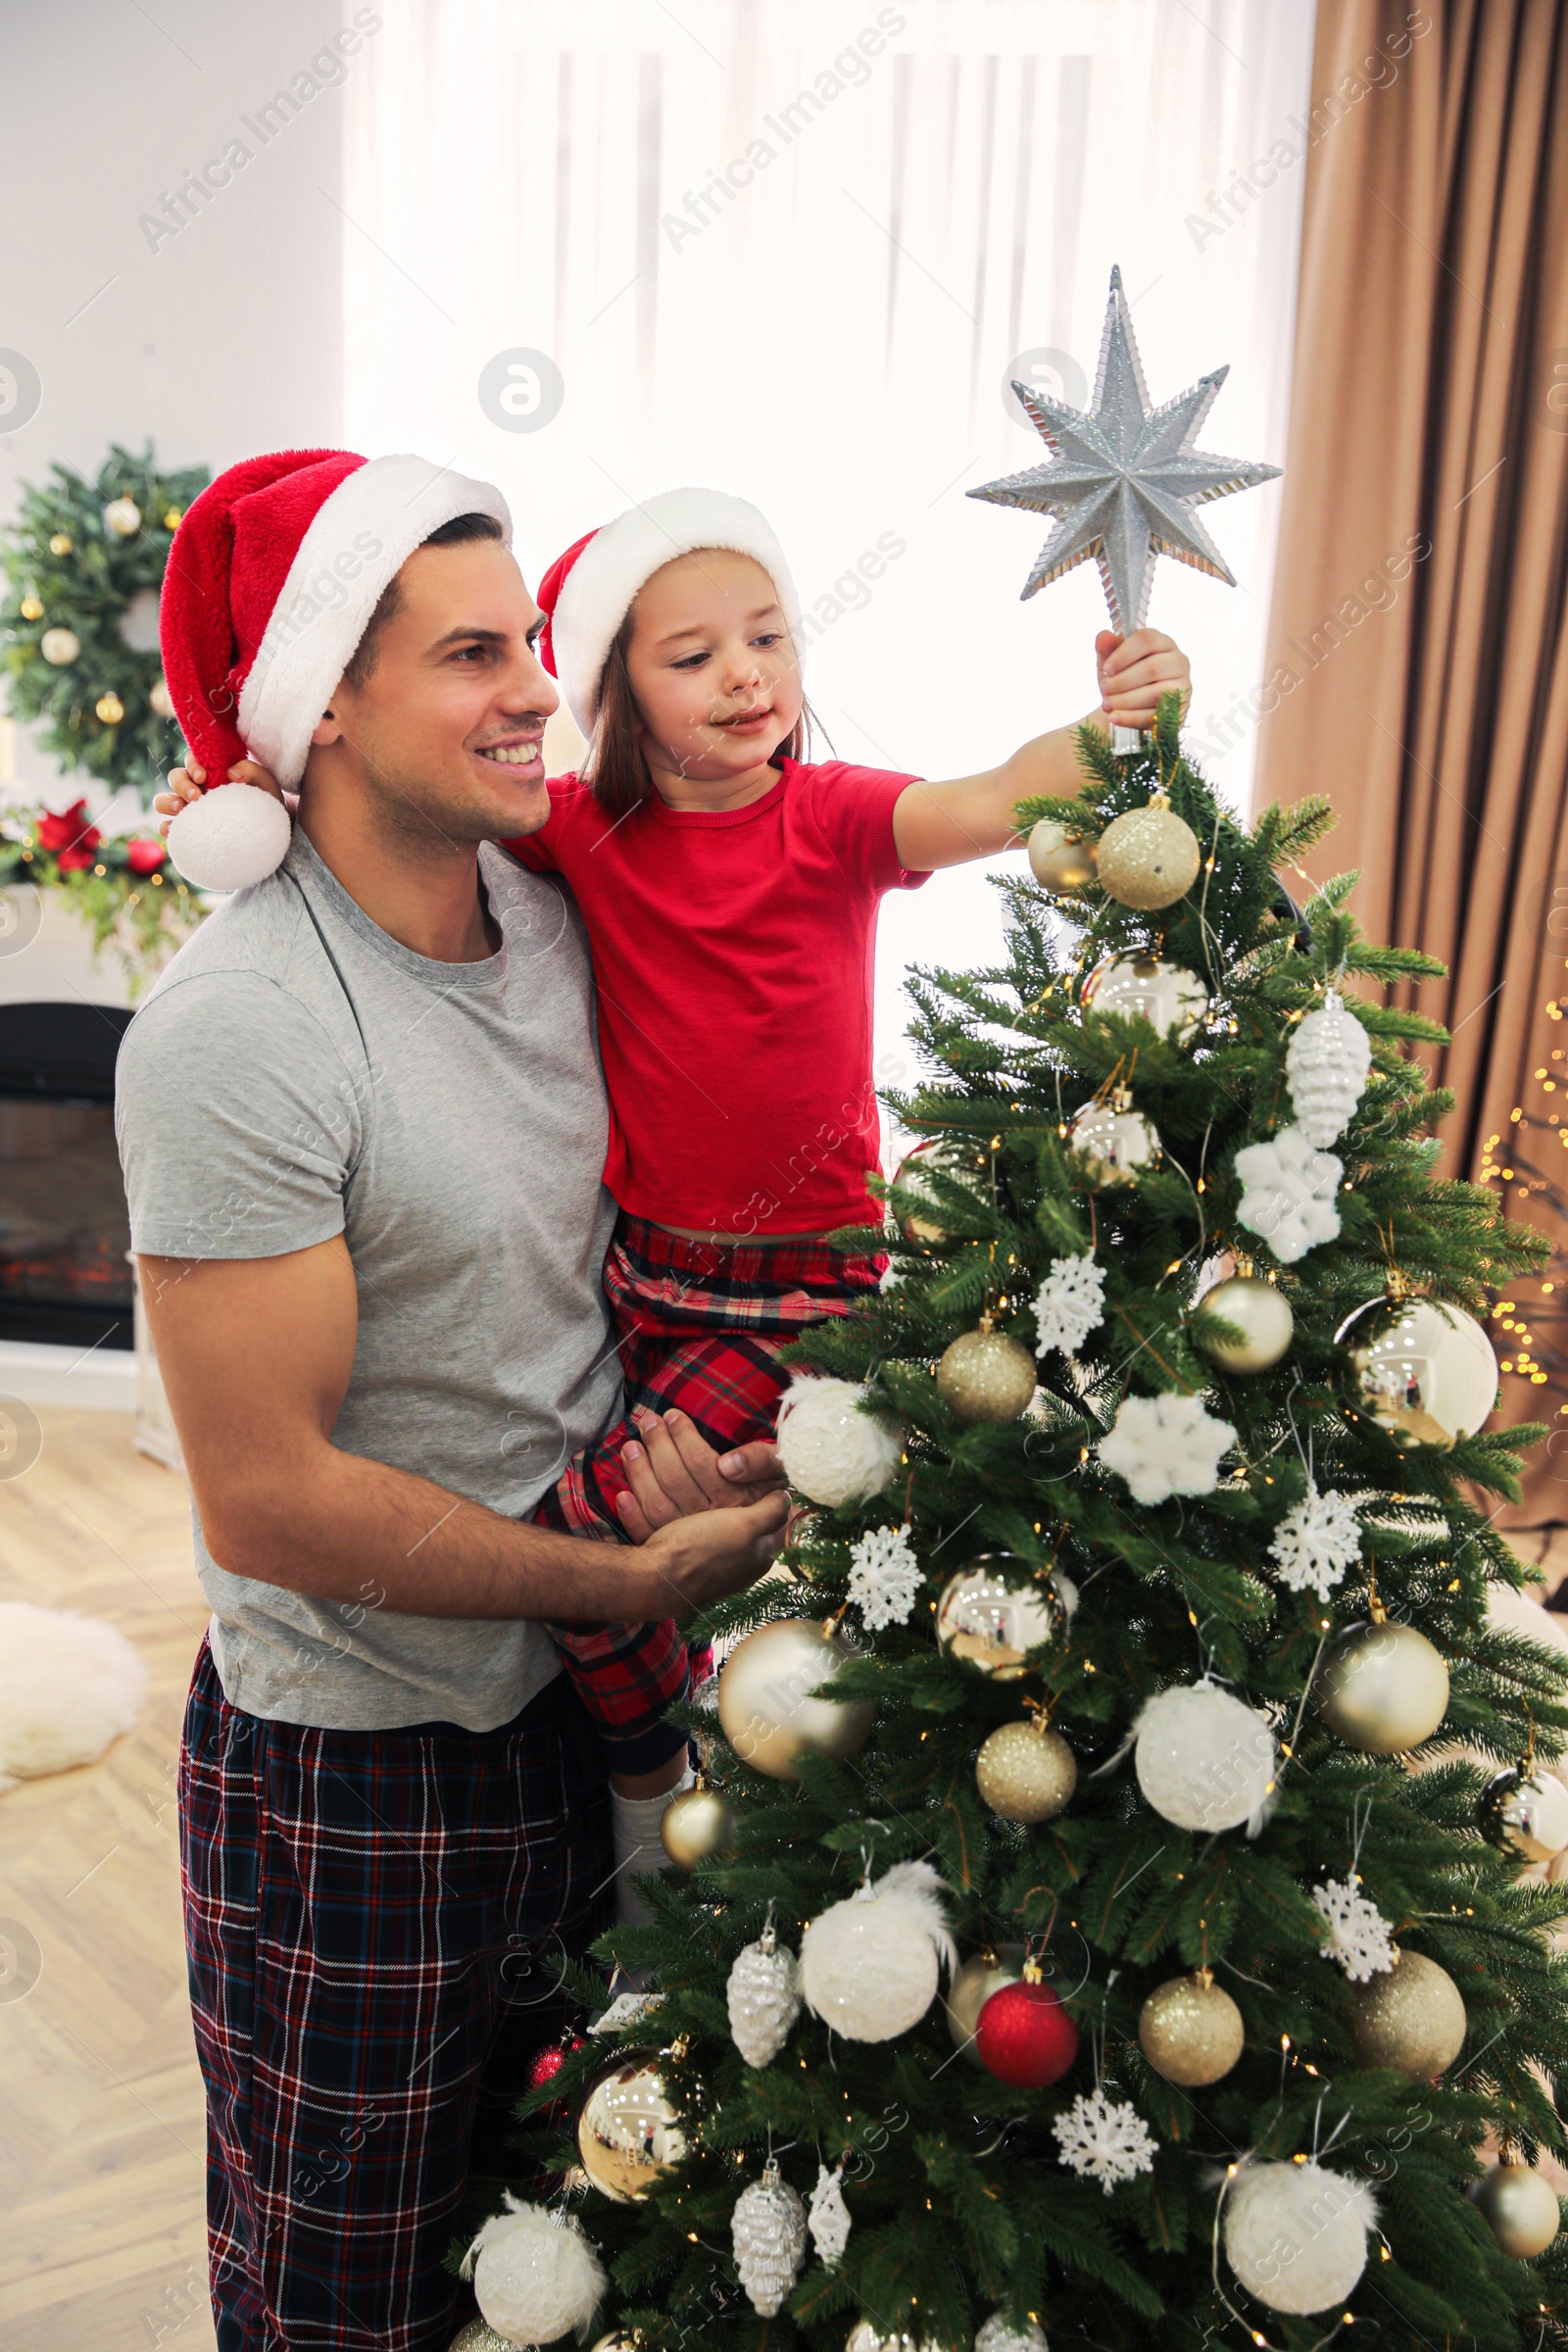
[343,0,1315,1101]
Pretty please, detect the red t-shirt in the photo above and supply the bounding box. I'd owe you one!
[506,758,929,1233]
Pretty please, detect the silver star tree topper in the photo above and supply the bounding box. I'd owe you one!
[969,265,1282,636]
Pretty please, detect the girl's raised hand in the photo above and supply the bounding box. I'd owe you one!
[154,758,286,839]
[1095,627,1192,731]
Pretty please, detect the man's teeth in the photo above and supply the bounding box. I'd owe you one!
[477,742,540,763]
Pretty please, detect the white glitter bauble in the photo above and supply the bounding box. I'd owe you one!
[1287,991,1372,1148]
[808,2162,853,2269]
[1034,1252,1106,1357]
[1097,1391,1236,1505]
[116,584,163,653]
[1234,1124,1343,1263]
[726,1925,803,2066]
[1223,2160,1374,2315]
[1052,2087,1158,2193]
[1312,1874,1396,1982]
[800,1859,956,2041]
[1082,952,1209,1043]
[167,783,292,892]
[102,494,143,537]
[148,674,175,719]
[975,2313,1050,2352]
[845,2328,939,2352]
[775,1377,903,1507]
[1268,1483,1362,1598]
[38,626,80,665]
[461,2197,607,2345]
[1134,1682,1276,1834]
[848,1524,922,1629]
[732,2160,808,2317]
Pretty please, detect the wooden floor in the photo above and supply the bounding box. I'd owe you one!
[0,1405,218,2352]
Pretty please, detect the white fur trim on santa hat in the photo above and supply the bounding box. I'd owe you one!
[549,486,802,734]
[238,455,512,788]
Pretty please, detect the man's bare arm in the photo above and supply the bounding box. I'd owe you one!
[138,1238,786,1622]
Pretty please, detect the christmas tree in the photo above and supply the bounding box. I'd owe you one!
[466,701,1568,2352]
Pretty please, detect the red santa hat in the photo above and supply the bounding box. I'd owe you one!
[535,487,802,736]
[160,448,512,891]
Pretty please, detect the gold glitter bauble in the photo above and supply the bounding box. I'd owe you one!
[1348,1949,1466,2079]
[48,532,73,556]
[716,1618,876,1779]
[38,626,80,665]
[1066,1090,1160,1187]
[450,2321,527,2352]
[1469,2162,1562,2258]
[1316,1619,1448,1753]
[658,1782,737,1872]
[1138,1972,1245,2085]
[975,1718,1077,1822]
[936,1326,1036,1424]
[102,495,142,537]
[1094,799,1201,909]
[1082,952,1209,1043]
[1195,1273,1295,1373]
[935,1555,1071,1679]
[149,675,175,720]
[1345,1298,1498,1450]
[575,2059,687,2201]
[19,594,43,620]
[1026,817,1098,893]
[95,691,124,725]
[945,1943,1025,2063]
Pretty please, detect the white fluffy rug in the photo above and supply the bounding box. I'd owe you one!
[0,1601,147,1791]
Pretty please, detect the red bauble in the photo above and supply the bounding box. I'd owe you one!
[525,2033,585,2104]
[973,1977,1079,2088]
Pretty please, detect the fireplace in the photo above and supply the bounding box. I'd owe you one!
[0,1002,135,1350]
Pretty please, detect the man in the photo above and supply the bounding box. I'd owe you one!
[117,449,788,2352]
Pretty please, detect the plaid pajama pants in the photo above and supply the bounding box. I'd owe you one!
[537,1211,887,1544]
[180,1639,613,2352]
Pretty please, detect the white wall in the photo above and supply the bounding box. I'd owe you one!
[0,0,352,1005]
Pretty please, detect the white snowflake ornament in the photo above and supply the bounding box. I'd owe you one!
[848,1524,922,1630]
[808,2162,852,2270]
[727,1923,803,2067]
[1097,1392,1236,1505]
[1034,1252,1106,1357]
[1287,991,1372,1148]
[1052,2088,1158,2193]
[732,2160,808,2317]
[1312,1875,1396,1982]
[1269,1483,1362,1598]
[1234,1124,1343,1263]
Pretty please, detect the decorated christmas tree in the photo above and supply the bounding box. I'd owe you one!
[460,701,1568,2352]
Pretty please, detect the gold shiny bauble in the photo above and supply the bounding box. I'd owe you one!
[1345,1298,1498,1450]
[975,1718,1077,1822]
[936,1556,1066,1679]
[149,675,176,720]
[945,1943,1026,2063]
[575,2058,687,2200]
[1138,1972,1245,2086]
[1026,817,1098,893]
[1469,2162,1562,2258]
[48,532,73,556]
[38,626,80,666]
[1082,952,1209,1044]
[893,1137,970,1246]
[19,594,43,620]
[163,506,184,530]
[659,1782,737,1872]
[716,1617,876,1780]
[1316,1618,1449,1753]
[450,2321,527,2352]
[936,1326,1037,1424]
[1066,1091,1161,1187]
[102,495,142,537]
[94,690,124,725]
[1195,1273,1295,1373]
[1348,1949,1466,2078]
[1479,1764,1568,1862]
[1094,799,1201,909]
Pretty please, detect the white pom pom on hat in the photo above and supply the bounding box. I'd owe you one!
[159,447,512,893]
[534,486,805,737]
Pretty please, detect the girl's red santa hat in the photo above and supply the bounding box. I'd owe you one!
[535,486,803,737]
[161,448,512,891]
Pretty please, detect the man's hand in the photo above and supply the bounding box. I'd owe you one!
[634,1494,791,1618]
[613,1404,785,1540]
[1094,628,1192,731]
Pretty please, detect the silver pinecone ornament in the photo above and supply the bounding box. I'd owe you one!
[726,1919,802,2066]
[808,2161,852,2269]
[732,2158,808,2316]
[1286,991,1371,1147]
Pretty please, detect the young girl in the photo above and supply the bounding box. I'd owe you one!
[160,486,1190,1546]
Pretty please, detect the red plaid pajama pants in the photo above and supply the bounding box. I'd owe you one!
[537,1210,887,1545]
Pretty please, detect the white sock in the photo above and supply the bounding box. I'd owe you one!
[611,1763,696,1928]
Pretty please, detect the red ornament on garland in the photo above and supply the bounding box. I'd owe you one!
[973,1963,1079,2088]
[525,2031,586,2116]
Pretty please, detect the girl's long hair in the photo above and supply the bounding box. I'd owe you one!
[584,604,811,818]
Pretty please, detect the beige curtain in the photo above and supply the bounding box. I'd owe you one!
[1252,0,1568,1527]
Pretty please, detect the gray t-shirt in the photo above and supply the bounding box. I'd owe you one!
[115,829,622,1732]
